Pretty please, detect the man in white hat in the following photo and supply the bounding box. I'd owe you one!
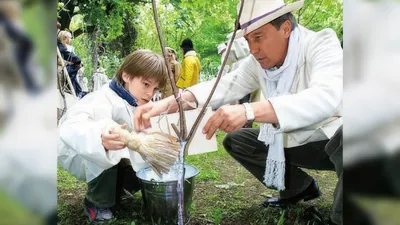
[134,1,342,224]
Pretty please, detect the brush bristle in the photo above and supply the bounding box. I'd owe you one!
[112,127,181,177]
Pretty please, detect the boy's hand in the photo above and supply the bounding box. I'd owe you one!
[134,100,169,132]
[134,92,196,132]
[101,124,127,151]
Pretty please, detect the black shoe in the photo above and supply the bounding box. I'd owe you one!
[262,180,321,208]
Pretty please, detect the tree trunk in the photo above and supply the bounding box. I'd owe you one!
[92,28,99,74]
[59,0,76,31]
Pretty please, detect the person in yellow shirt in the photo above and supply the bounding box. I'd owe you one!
[176,38,201,88]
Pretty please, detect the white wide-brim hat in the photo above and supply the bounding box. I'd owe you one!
[236,0,304,38]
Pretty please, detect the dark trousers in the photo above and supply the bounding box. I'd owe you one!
[223,126,343,224]
[86,159,141,208]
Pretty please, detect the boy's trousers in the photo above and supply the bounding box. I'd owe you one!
[86,159,141,208]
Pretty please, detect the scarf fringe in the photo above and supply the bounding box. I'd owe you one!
[263,158,286,191]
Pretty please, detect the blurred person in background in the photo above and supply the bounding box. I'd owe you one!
[0,1,57,224]
[77,66,89,98]
[227,33,252,113]
[58,30,75,54]
[82,77,89,97]
[343,0,400,224]
[56,28,80,66]
[219,33,250,73]
[217,43,234,76]
[176,38,201,88]
[92,67,109,92]
[57,30,72,62]
[57,24,85,99]
[66,54,83,97]
[160,47,180,99]
[0,1,39,94]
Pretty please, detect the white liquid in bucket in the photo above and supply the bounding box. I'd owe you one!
[138,163,198,182]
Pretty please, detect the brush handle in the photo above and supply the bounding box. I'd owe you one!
[111,126,141,150]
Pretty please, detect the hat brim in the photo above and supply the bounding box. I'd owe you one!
[235,1,304,39]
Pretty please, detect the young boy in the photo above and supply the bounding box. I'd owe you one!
[58,50,168,223]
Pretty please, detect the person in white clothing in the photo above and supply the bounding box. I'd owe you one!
[92,67,109,92]
[134,1,343,224]
[217,35,250,75]
[217,43,234,76]
[217,33,258,127]
[76,66,89,98]
[58,50,167,223]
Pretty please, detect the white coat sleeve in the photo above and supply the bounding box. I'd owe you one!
[188,55,260,109]
[268,29,343,132]
[58,96,124,175]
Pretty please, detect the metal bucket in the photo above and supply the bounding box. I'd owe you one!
[136,164,199,224]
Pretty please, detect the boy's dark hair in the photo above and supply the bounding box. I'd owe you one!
[115,50,168,88]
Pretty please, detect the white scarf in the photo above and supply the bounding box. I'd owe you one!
[258,27,302,191]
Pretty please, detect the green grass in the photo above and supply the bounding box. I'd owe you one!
[0,191,43,225]
[185,131,230,181]
[211,207,223,224]
[57,167,86,189]
[57,130,338,225]
[355,196,400,225]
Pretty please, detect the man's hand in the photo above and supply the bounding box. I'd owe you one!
[101,124,127,151]
[202,104,247,140]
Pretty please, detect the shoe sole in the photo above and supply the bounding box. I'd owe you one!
[264,190,322,208]
[92,218,116,225]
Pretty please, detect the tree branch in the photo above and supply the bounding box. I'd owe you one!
[151,0,187,140]
[58,0,76,30]
[304,0,324,27]
[184,0,245,144]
